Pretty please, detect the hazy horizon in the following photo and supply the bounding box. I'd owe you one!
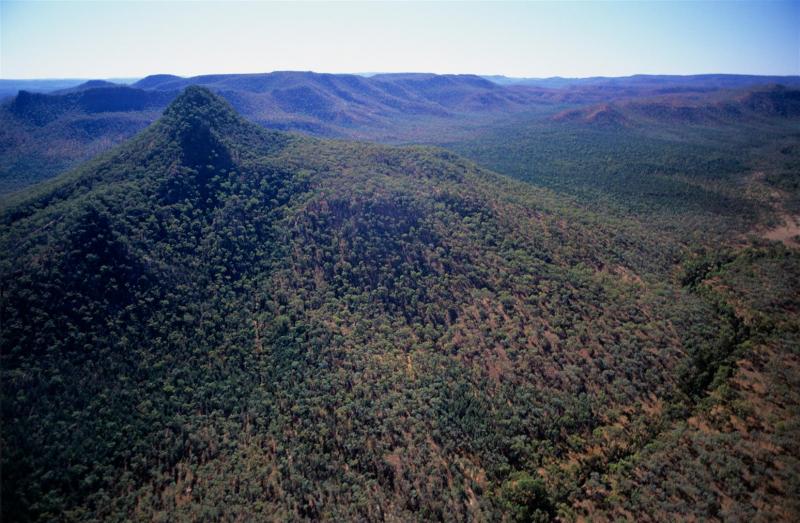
[2,70,800,83]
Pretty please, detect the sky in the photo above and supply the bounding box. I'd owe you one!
[1,1,798,79]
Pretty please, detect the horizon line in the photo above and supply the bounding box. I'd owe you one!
[3,70,800,82]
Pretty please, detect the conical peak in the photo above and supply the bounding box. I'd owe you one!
[161,86,240,130]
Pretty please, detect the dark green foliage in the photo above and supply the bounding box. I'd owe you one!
[677,298,746,399]
[680,250,736,287]
[500,471,554,522]
[2,86,798,522]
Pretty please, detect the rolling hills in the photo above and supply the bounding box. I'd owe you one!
[6,86,794,521]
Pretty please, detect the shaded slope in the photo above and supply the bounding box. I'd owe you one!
[9,87,174,125]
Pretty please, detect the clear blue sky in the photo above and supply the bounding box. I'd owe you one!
[1,1,798,79]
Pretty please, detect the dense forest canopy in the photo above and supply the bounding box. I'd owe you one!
[2,83,799,522]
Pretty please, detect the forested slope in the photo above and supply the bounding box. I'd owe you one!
[583,244,800,521]
[2,86,773,521]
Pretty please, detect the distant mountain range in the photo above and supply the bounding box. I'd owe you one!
[484,73,800,89]
[0,78,138,100]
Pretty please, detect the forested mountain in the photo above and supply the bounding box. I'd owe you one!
[3,71,798,197]
[51,80,124,94]
[5,86,797,521]
[130,71,527,114]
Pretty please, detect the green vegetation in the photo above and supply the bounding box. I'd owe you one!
[581,243,800,521]
[2,86,799,521]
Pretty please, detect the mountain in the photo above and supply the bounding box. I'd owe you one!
[128,71,543,118]
[8,87,175,124]
[444,81,800,237]
[0,79,139,101]
[52,79,122,94]
[6,86,789,521]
